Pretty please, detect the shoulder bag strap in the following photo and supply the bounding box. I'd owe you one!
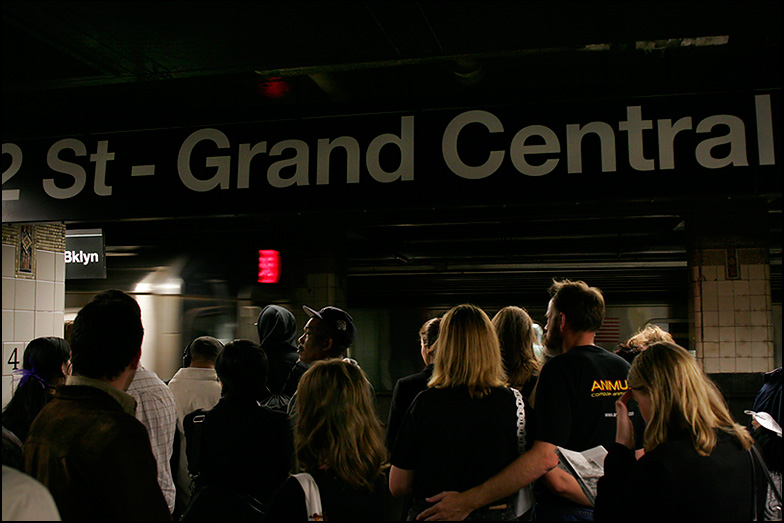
[510,387,526,453]
[510,387,535,517]
[188,411,207,479]
[293,473,324,521]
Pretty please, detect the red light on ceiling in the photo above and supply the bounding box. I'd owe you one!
[258,250,281,283]
[258,77,290,98]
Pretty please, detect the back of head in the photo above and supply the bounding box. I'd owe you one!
[215,339,267,400]
[492,306,541,389]
[429,304,506,398]
[419,317,441,359]
[629,341,752,455]
[549,279,605,332]
[70,292,143,380]
[21,337,71,386]
[256,305,297,349]
[627,324,675,350]
[295,359,386,491]
[2,337,71,442]
[187,336,223,366]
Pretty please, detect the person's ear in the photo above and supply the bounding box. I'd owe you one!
[322,336,334,355]
[130,348,142,370]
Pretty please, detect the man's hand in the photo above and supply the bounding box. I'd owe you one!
[615,389,635,449]
[416,491,471,521]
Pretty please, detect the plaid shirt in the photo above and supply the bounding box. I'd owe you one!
[127,365,177,514]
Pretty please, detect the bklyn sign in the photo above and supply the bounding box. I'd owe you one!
[64,230,106,280]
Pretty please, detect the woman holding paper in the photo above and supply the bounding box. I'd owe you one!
[594,341,767,520]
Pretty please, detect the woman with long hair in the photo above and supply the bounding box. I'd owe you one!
[2,337,70,443]
[266,358,389,520]
[492,306,541,404]
[595,341,767,520]
[389,304,524,521]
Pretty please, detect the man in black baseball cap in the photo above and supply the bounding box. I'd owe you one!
[297,305,356,365]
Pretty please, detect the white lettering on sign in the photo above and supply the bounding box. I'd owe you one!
[0,94,776,207]
[178,116,414,190]
[42,139,116,199]
[2,143,22,201]
[64,250,99,266]
[177,128,232,192]
[443,94,774,178]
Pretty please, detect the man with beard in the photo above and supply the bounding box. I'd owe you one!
[417,279,642,521]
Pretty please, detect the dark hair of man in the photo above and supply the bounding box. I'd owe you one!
[2,337,70,442]
[419,317,442,348]
[70,295,144,380]
[214,339,268,401]
[549,279,605,333]
[189,336,223,364]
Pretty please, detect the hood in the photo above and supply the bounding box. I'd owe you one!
[257,305,297,350]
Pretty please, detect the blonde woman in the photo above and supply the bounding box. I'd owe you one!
[266,359,388,521]
[389,304,522,521]
[492,306,542,404]
[595,341,767,520]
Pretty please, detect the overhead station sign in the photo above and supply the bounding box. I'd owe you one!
[2,92,779,223]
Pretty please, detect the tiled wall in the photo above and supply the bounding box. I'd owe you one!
[690,248,775,373]
[2,223,66,409]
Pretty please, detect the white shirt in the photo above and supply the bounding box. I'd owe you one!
[127,365,177,514]
[167,366,222,510]
[2,465,61,521]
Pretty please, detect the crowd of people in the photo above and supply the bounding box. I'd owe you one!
[1,279,781,521]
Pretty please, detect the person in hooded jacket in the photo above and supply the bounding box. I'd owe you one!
[257,305,307,404]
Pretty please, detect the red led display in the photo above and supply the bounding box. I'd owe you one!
[258,250,281,283]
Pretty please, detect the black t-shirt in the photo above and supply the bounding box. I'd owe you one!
[265,469,389,521]
[390,386,521,499]
[532,345,641,452]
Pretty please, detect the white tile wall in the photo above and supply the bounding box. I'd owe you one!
[2,243,67,408]
[695,259,775,373]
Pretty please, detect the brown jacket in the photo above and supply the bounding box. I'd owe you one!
[24,384,171,521]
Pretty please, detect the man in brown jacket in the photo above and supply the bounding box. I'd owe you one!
[24,290,171,521]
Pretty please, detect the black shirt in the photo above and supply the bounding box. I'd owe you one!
[391,386,520,499]
[184,396,294,505]
[533,345,640,451]
[386,364,434,450]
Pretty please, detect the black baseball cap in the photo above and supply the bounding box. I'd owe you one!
[303,305,356,348]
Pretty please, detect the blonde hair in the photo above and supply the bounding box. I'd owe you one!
[628,341,753,455]
[627,324,674,350]
[428,304,507,398]
[295,359,388,491]
[492,306,542,390]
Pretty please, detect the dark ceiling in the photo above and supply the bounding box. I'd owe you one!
[3,1,782,308]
